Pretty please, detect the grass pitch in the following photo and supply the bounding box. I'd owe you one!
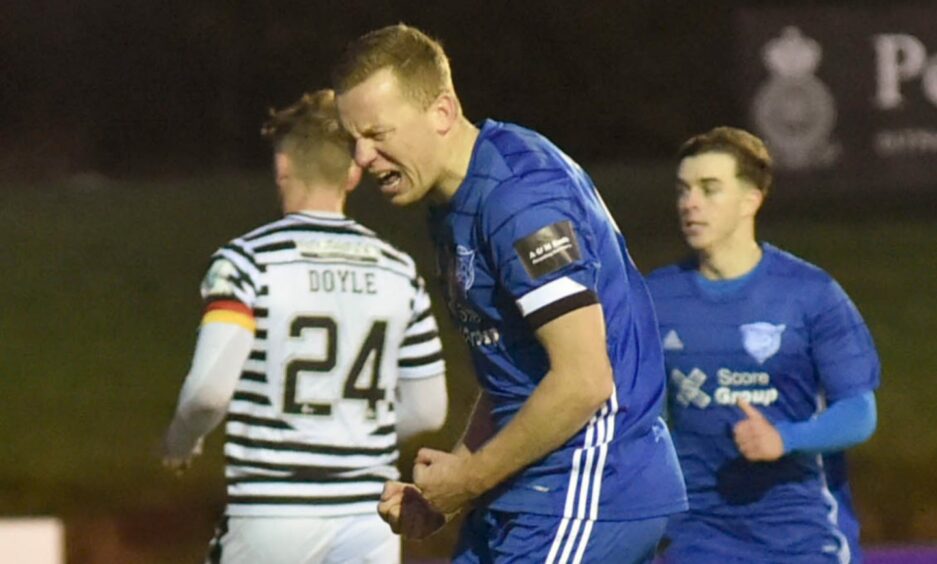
[1,165,933,561]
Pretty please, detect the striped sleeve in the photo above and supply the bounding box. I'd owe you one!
[199,240,263,331]
[200,240,262,308]
[398,275,445,379]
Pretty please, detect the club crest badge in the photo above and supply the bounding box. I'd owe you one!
[752,26,840,170]
[739,322,786,364]
[455,245,476,292]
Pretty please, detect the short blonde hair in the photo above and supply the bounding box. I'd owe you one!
[678,127,774,195]
[261,89,353,186]
[332,23,453,109]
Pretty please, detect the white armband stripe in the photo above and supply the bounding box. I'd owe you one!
[517,277,587,317]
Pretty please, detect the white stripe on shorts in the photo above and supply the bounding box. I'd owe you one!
[545,384,618,563]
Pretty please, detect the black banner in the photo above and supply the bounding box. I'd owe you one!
[736,6,937,191]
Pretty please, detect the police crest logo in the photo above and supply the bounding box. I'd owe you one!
[455,245,476,292]
[739,322,787,364]
[752,26,841,170]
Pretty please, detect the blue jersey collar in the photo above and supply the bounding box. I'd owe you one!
[446,119,501,214]
[691,243,774,300]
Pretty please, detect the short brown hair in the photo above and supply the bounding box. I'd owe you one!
[332,24,452,109]
[677,127,773,195]
[261,89,353,186]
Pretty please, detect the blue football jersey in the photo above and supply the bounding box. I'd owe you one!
[430,119,687,520]
[647,244,880,562]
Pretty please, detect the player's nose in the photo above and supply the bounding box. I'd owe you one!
[354,139,377,168]
[678,187,702,211]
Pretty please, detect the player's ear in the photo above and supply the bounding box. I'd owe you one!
[741,183,764,218]
[430,90,459,135]
[345,162,362,193]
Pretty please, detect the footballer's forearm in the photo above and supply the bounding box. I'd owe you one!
[464,304,613,494]
[776,390,877,454]
[465,365,610,494]
[396,374,448,442]
[164,409,213,456]
[164,322,253,456]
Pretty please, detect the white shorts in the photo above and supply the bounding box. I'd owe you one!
[205,513,400,564]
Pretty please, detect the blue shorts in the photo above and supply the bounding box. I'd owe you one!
[452,508,667,564]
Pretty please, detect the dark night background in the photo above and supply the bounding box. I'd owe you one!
[1,1,766,177]
[1,1,935,563]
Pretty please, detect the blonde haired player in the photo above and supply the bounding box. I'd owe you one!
[334,24,687,563]
[162,89,447,564]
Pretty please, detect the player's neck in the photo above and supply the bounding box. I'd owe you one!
[432,117,480,202]
[697,238,762,280]
[282,186,346,215]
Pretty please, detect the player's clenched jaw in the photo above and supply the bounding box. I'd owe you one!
[336,69,445,207]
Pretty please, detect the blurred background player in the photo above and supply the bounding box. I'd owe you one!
[646,126,879,563]
[333,24,686,563]
[161,89,448,564]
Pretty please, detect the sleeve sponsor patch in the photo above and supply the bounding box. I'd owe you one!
[200,258,240,299]
[513,220,582,280]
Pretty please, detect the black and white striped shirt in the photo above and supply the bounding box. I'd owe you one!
[200,211,445,517]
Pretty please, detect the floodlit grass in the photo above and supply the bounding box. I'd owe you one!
[1,165,934,561]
